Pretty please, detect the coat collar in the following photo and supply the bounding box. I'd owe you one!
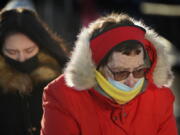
[0,51,61,94]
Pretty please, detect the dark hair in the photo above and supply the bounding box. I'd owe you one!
[91,20,135,40]
[0,8,69,66]
[92,19,151,69]
[97,40,149,68]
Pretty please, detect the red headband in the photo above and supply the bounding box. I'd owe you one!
[90,26,147,65]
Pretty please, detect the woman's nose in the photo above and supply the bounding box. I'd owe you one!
[17,52,26,62]
[124,73,136,88]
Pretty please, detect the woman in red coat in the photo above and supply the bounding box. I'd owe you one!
[41,13,178,135]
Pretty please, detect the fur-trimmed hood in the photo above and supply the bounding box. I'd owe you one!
[0,51,61,94]
[64,13,174,90]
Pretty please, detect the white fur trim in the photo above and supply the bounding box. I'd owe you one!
[64,16,174,90]
[64,28,97,90]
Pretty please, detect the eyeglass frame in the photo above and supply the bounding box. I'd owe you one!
[106,65,149,81]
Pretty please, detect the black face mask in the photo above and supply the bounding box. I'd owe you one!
[4,55,39,73]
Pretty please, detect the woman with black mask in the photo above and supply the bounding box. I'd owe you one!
[0,8,69,135]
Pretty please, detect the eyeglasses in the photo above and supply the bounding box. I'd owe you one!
[107,65,149,81]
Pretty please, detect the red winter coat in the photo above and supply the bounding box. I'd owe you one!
[40,75,178,135]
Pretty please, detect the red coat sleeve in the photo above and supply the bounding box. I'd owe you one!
[40,82,80,135]
[157,88,178,135]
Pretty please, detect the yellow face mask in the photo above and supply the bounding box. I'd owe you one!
[95,70,144,104]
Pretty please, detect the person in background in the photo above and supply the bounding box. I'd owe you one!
[41,13,178,135]
[0,8,69,135]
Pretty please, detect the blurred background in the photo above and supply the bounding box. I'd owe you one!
[1,0,180,134]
